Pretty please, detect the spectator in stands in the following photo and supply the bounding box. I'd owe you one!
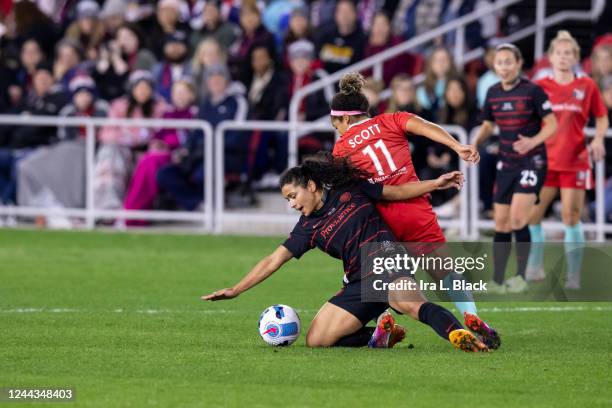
[11,39,45,107]
[64,0,105,62]
[315,0,366,74]
[416,46,458,119]
[228,4,276,86]
[191,37,228,99]
[477,44,499,108]
[152,30,192,103]
[364,12,414,86]
[394,0,446,46]
[0,62,67,208]
[157,64,247,211]
[11,1,59,60]
[189,0,237,51]
[99,0,128,40]
[149,0,190,60]
[282,7,314,67]
[17,75,109,228]
[93,23,156,102]
[362,77,384,116]
[122,78,198,225]
[287,40,329,122]
[591,45,611,92]
[437,76,478,132]
[385,73,423,116]
[308,0,336,29]
[93,70,168,211]
[53,39,83,92]
[247,45,288,189]
[287,39,333,158]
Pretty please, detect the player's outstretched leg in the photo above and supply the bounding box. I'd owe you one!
[464,313,501,350]
[368,311,406,349]
[449,329,489,352]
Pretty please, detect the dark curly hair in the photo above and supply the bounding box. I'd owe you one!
[330,72,370,116]
[280,152,370,190]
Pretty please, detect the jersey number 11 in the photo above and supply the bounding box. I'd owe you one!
[362,140,398,176]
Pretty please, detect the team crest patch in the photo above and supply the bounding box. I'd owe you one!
[340,192,352,203]
[516,100,526,110]
[573,88,585,100]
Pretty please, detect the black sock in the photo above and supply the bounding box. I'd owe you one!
[514,226,531,278]
[332,326,374,347]
[493,231,512,285]
[417,302,462,341]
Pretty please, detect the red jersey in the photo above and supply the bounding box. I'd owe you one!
[332,112,419,185]
[536,75,607,171]
[333,112,446,244]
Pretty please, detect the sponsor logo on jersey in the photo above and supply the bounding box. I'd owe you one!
[550,103,581,112]
[573,88,585,100]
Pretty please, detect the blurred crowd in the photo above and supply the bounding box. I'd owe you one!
[0,0,610,228]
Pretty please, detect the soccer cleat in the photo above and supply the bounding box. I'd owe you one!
[449,329,489,352]
[564,276,581,290]
[368,312,397,348]
[525,266,546,282]
[464,313,501,350]
[388,324,407,349]
[505,275,528,293]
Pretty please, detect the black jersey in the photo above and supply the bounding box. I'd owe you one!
[282,181,397,285]
[482,77,553,168]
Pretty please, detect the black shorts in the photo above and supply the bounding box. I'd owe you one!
[493,158,547,205]
[328,281,390,325]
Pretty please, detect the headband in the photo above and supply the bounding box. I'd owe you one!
[330,110,366,116]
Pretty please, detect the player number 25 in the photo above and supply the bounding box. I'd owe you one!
[362,140,398,176]
[520,170,538,187]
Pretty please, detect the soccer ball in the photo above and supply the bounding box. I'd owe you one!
[258,304,301,346]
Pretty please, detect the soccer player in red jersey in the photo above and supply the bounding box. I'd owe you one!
[528,31,609,289]
[329,73,501,350]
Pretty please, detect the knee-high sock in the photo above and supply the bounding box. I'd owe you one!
[442,273,477,316]
[513,226,531,278]
[493,232,512,284]
[418,302,463,341]
[332,326,374,347]
[527,224,545,271]
[564,223,585,282]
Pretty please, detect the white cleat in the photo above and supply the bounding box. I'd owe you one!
[525,266,546,282]
[505,276,528,293]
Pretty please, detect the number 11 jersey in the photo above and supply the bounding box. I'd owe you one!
[332,112,419,186]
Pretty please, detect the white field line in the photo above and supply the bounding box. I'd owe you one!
[0,305,611,314]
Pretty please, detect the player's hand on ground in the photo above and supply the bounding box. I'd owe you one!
[589,138,606,161]
[512,135,536,154]
[435,171,464,190]
[456,144,480,164]
[201,288,238,301]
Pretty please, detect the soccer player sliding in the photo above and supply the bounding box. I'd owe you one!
[330,73,500,349]
[203,155,489,352]
[473,43,558,293]
[528,31,609,289]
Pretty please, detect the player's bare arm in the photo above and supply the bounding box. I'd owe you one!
[202,246,293,301]
[589,115,609,161]
[406,115,480,164]
[381,171,464,201]
[512,113,558,155]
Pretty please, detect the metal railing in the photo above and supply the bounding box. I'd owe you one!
[0,115,214,231]
[468,127,612,242]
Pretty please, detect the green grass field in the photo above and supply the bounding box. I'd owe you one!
[1,230,611,407]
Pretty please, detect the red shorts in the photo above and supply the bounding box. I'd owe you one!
[375,196,446,254]
[544,169,593,190]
